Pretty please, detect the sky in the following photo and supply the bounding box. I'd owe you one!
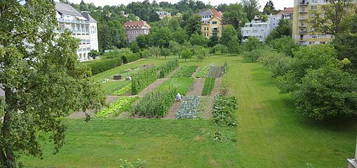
[66,0,294,10]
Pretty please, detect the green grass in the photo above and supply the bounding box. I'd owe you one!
[223,57,357,168]
[202,77,215,96]
[102,80,130,96]
[21,56,357,168]
[21,119,238,168]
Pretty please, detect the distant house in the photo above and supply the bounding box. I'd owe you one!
[277,7,294,20]
[55,2,98,62]
[199,8,223,38]
[124,21,151,43]
[156,11,171,19]
[241,15,281,42]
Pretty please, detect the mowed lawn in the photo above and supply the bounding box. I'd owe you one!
[224,57,357,168]
[21,56,356,167]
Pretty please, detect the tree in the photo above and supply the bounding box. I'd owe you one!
[220,25,238,46]
[310,0,355,35]
[0,0,103,167]
[295,66,356,120]
[333,15,357,72]
[190,33,208,46]
[169,41,183,58]
[222,4,247,30]
[150,27,172,48]
[263,0,275,15]
[208,34,219,47]
[129,42,140,53]
[88,50,101,59]
[184,14,202,36]
[266,19,292,41]
[172,28,189,44]
[242,0,260,21]
[181,48,193,61]
[243,37,262,51]
[268,37,298,57]
[136,35,149,49]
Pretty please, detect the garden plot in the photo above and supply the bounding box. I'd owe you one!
[172,65,197,78]
[176,96,200,119]
[207,64,227,78]
[96,96,138,117]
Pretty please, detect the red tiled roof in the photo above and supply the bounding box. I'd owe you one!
[124,21,150,29]
[277,7,294,15]
[210,8,222,20]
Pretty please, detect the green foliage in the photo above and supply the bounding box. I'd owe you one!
[220,25,238,46]
[83,58,122,75]
[131,67,159,95]
[195,65,210,78]
[113,84,132,96]
[295,66,356,120]
[202,78,215,96]
[181,48,193,61]
[96,96,138,117]
[242,0,259,21]
[263,0,275,15]
[132,88,178,118]
[88,50,101,59]
[222,4,247,29]
[208,34,219,47]
[150,27,172,48]
[0,0,103,166]
[277,45,339,93]
[242,37,262,51]
[268,36,298,57]
[213,95,238,127]
[172,66,197,78]
[192,46,210,60]
[266,19,292,42]
[190,33,208,46]
[158,60,179,78]
[129,42,140,53]
[184,14,202,36]
[258,48,293,77]
[131,60,178,94]
[211,44,229,54]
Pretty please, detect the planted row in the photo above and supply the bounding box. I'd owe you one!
[202,78,215,96]
[207,63,227,78]
[176,96,200,119]
[96,96,138,117]
[131,60,178,94]
[172,66,197,78]
[131,88,177,118]
[213,95,238,127]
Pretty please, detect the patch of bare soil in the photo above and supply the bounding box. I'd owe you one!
[164,101,181,119]
[187,78,205,96]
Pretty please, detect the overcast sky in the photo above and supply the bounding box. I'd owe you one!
[66,0,293,10]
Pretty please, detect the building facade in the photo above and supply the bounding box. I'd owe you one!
[124,21,151,43]
[199,9,223,38]
[241,15,281,42]
[277,7,294,20]
[55,2,98,62]
[156,11,171,19]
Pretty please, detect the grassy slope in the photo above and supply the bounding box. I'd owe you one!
[21,56,357,167]
[224,57,357,168]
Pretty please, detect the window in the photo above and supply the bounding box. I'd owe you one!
[212,21,217,24]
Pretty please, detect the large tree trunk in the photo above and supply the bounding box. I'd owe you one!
[1,87,17,168]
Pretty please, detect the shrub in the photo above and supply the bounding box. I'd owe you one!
[172,65,197,78]
[211,44,228,54]
[202,78,215,96]
[295,66,357,120]
[257,48,293,77]
[83,58,122,75]
[213,95,238,127]
[268,36,298,56]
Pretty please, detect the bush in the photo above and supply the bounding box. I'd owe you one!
[258,48,293,77]
[202,78,215,96]
[294,66,357,120]
[83,58,122,75]
[268,36,298,57]
[211,44,228,54]
[213,95,238,127]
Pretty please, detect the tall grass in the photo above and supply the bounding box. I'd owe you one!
[202,78,215,96]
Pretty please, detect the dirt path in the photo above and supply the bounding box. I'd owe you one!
[187,78,205,96]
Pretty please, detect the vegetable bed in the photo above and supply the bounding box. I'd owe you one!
[113,83,131,96]
[96,96,138,117]
[176,96,200,119]
[202,78,215,96]
[213,95,238,126]
[172,66,197,78]
[194,65,211,78]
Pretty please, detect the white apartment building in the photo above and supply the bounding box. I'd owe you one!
[156,11,171,19]
[55,2,98,62]
[241,15,282,42]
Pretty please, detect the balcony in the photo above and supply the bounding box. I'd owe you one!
[299,9,308,13]
[299,17,307,20]
[299,24,307,28]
